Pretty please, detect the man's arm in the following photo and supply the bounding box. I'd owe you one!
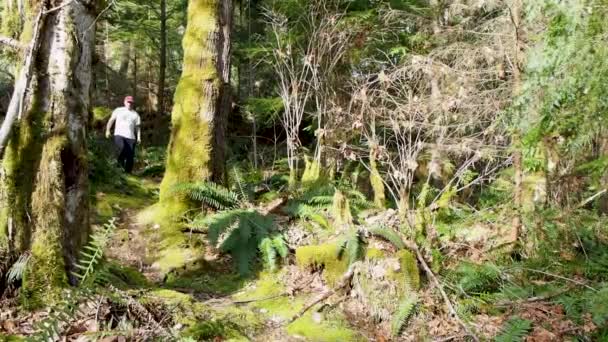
[105,111,117,138]
[136,113,141,143]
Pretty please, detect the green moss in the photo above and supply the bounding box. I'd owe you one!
[158,0,220,224]
[165,270,246,295]
[296,244,349,286]
[105,262,150,288]
[301,156,322,185]
[369,151,386,208]
[365,248,386,260]
[92,106,112,124]
[331,190,353,229]
[153,245,202,275]
[388,250,420,291]
[21,136,70,308]
[145,289,207,326]
[287,312,363,341]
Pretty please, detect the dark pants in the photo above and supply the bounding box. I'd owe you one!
[114,135,137,173]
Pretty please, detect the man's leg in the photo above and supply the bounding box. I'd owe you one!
[114,135,126,169]
[124,138,136,174]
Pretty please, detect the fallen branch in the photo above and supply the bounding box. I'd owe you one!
[0,36,25,50]
[287,262,359,324]
[495,286,572,307]
[401,239,480,342]
[519,267,597,292]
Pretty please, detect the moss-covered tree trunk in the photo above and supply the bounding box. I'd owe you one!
[0,0,97,305]
[159,0,232,218]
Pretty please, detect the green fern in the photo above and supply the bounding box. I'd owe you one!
[7,252,30,284]
[390,295,419,337]
[453,262,503,294]
[193,209,286,275]
[73,218,117,285]
[32,218,118,340]
[368,226,406,250]
[171,182,241,210]
[337,230,366,266]
[495,318,532,342]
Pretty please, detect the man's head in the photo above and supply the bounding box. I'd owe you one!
[124,96,134,110]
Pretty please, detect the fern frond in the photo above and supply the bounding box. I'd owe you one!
[390,295,419,337]
[202,209,279,276]
[260,237,278,271]
[495,318,532,342]
[171,182,240,210]
[338,230,366,266]
[230,166,249,202]
[369,226,406,250]
[73,218,117,285]
[7,252,30,284]
[271,235,289,259]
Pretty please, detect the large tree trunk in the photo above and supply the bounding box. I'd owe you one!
[0,0,96,305]
[158,0,232,219]
[158,0,167,117]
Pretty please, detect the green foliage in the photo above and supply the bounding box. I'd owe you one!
[259,234,289,272]
[172,182,241,210]
[73,219,117,286]
[495,318,532,342]
[390,295,418,338]
[517,1,608,189]
[284,183,374,227]
[452,262,502,294]
[7,253,30,284]
[368,226,406,250]
[337,230,366,266]
[191,209,286,276]
[30,218,118,340]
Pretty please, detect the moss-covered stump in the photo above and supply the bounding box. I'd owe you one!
[295,243,349,286]
[351,249,420,333]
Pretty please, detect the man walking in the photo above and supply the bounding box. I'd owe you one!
[106,96,141,173]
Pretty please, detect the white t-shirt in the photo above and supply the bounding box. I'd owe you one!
[111,107,141,140]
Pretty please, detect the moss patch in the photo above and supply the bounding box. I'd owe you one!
[389,250,420,291]
[287,312,363,341]
[366,247,386,260]
[234,271,306,318]
[296,243,349,286]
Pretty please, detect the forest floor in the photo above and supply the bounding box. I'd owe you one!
[96,175,370,341]
[2,170,606,341]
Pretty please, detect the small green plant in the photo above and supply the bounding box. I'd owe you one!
[495,317,532,342]
[172,181,241,210]
[191,209,287,276]
[7,252,31,284]
[368,225,406,250]
[390,295,419,338]
[337,229,366,266]
[31,218,118,340]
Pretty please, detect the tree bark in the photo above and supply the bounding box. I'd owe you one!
[158,0,167,117]
[158,0,233,219]
[510,0,524,244]
[0,0,96,305]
